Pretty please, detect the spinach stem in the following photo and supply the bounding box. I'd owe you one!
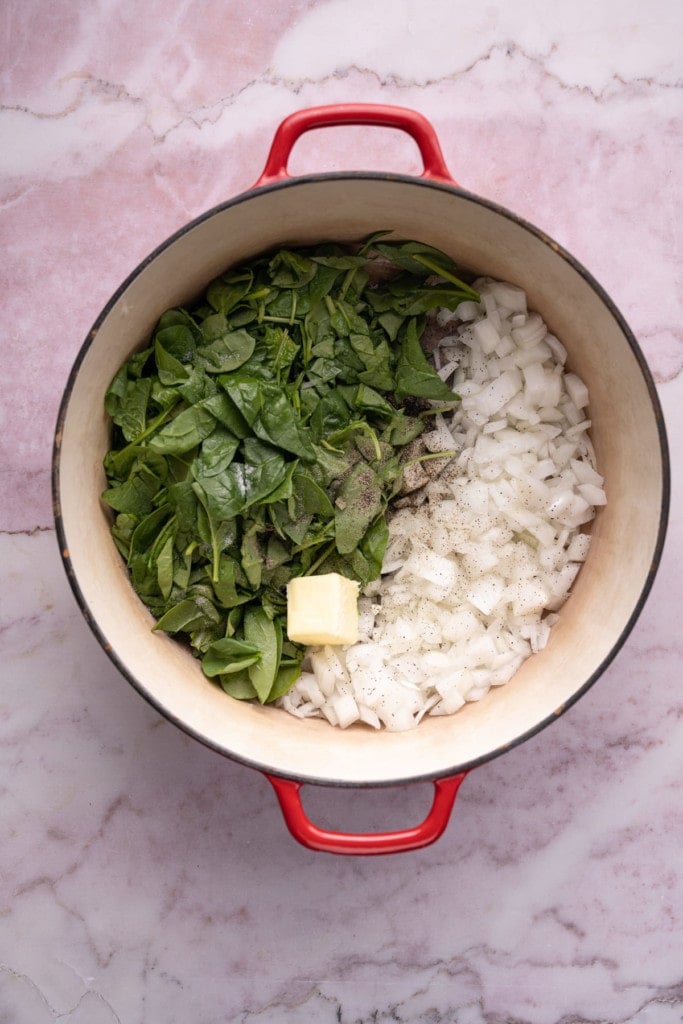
[119,404,178,456]
[412,254,480,301]
[327,421,382,461]
[360,422,382,462]
[303,540,337,576]
[418,403,459,418]
[291,528,334,554]
[321,439,345,454]
[340,267,357,301]
[404,449,459,467]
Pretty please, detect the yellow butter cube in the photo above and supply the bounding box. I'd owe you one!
[286,573,360,646]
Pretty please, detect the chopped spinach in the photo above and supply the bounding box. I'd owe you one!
[102,234,477,703]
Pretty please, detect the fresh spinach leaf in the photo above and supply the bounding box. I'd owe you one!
[193,426,239,478]
[102,462,163,516]
[219,671,259,700]
[195,319,256,373]
[118,378,152,442]
[201,637,261,677]
[243,607,280,703]
[266,658,304,702]
[395,318,460,402]
[196,441,288,520]
[334,461,384,555]
[201,391,251,438]
[153,596,222,635]
[206,271,254,315]
[269,250,317,289]
[155,337,190,386]
[148,405,216,455]
[255,387,316,462]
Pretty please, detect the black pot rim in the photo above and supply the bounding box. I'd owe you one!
[52,170,671,788]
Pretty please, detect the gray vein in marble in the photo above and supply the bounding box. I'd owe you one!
[175,50,682,140]
[228,967,683,1024]
[5,794,148,977]
[2,40,680,148]
[0,962,122,1024]
[0,525,54,537]
[1,74,145,122]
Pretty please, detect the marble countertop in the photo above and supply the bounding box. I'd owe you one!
[2,1,681,1021]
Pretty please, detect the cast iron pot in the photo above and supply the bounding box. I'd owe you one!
[53,105,670,854]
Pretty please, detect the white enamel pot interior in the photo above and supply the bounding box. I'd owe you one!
[54,107,668,853]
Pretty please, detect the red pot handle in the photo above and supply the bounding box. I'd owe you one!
[254,103,456,187]
[265,772,468,855]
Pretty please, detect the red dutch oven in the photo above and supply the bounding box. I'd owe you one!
[53,105,669,854]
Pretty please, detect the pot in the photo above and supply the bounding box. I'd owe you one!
[53,105,669,855]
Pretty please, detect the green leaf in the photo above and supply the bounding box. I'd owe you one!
[395,287,479,317]
[119,378,152,442]
[103,436,169,483]
[111,513,137,557]
[261,458,298,505]
[388,412,425,446]
[377,310,405,342]
[153,596,221,635]
[166,481,198,537]
[334,461,384,555]
[266,659,303,702]
[197,441,288,520]
[310,388,352,439]
[192,426,239,478]
[155,323,196,361]
[206,270,254,314]
[126,346,154,378]
[241,524,264,589]
[151,381,182,411]
[265,534,291,570]
[307,444,352,487]
[104,366,129,419]
[156,533,175,601]
[101,462,162,516]
[201,391,251,438]
[264,326,299,378]
[268,250,317,288]
[306,356,344,386]
[202,637,261,677]
[292,469,334,517]
[351,383,395,418]
[128,505,171,559]
[254,387,316,462]
[196,319,256,373]
[220,377,263,426]
[360,514,389,577]
[244,607,280,703]
[371,241,477,297]
[148,405,216,454]
[219,670,259,700]
[178,366,212,404]
[173,543,194,591]
[395,318,460,402]
[192,483,238,582]
[155,337,190,386]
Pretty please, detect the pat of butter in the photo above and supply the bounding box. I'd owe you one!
[286,573,360,646]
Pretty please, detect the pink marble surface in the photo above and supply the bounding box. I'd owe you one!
[1,2,681,1022]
